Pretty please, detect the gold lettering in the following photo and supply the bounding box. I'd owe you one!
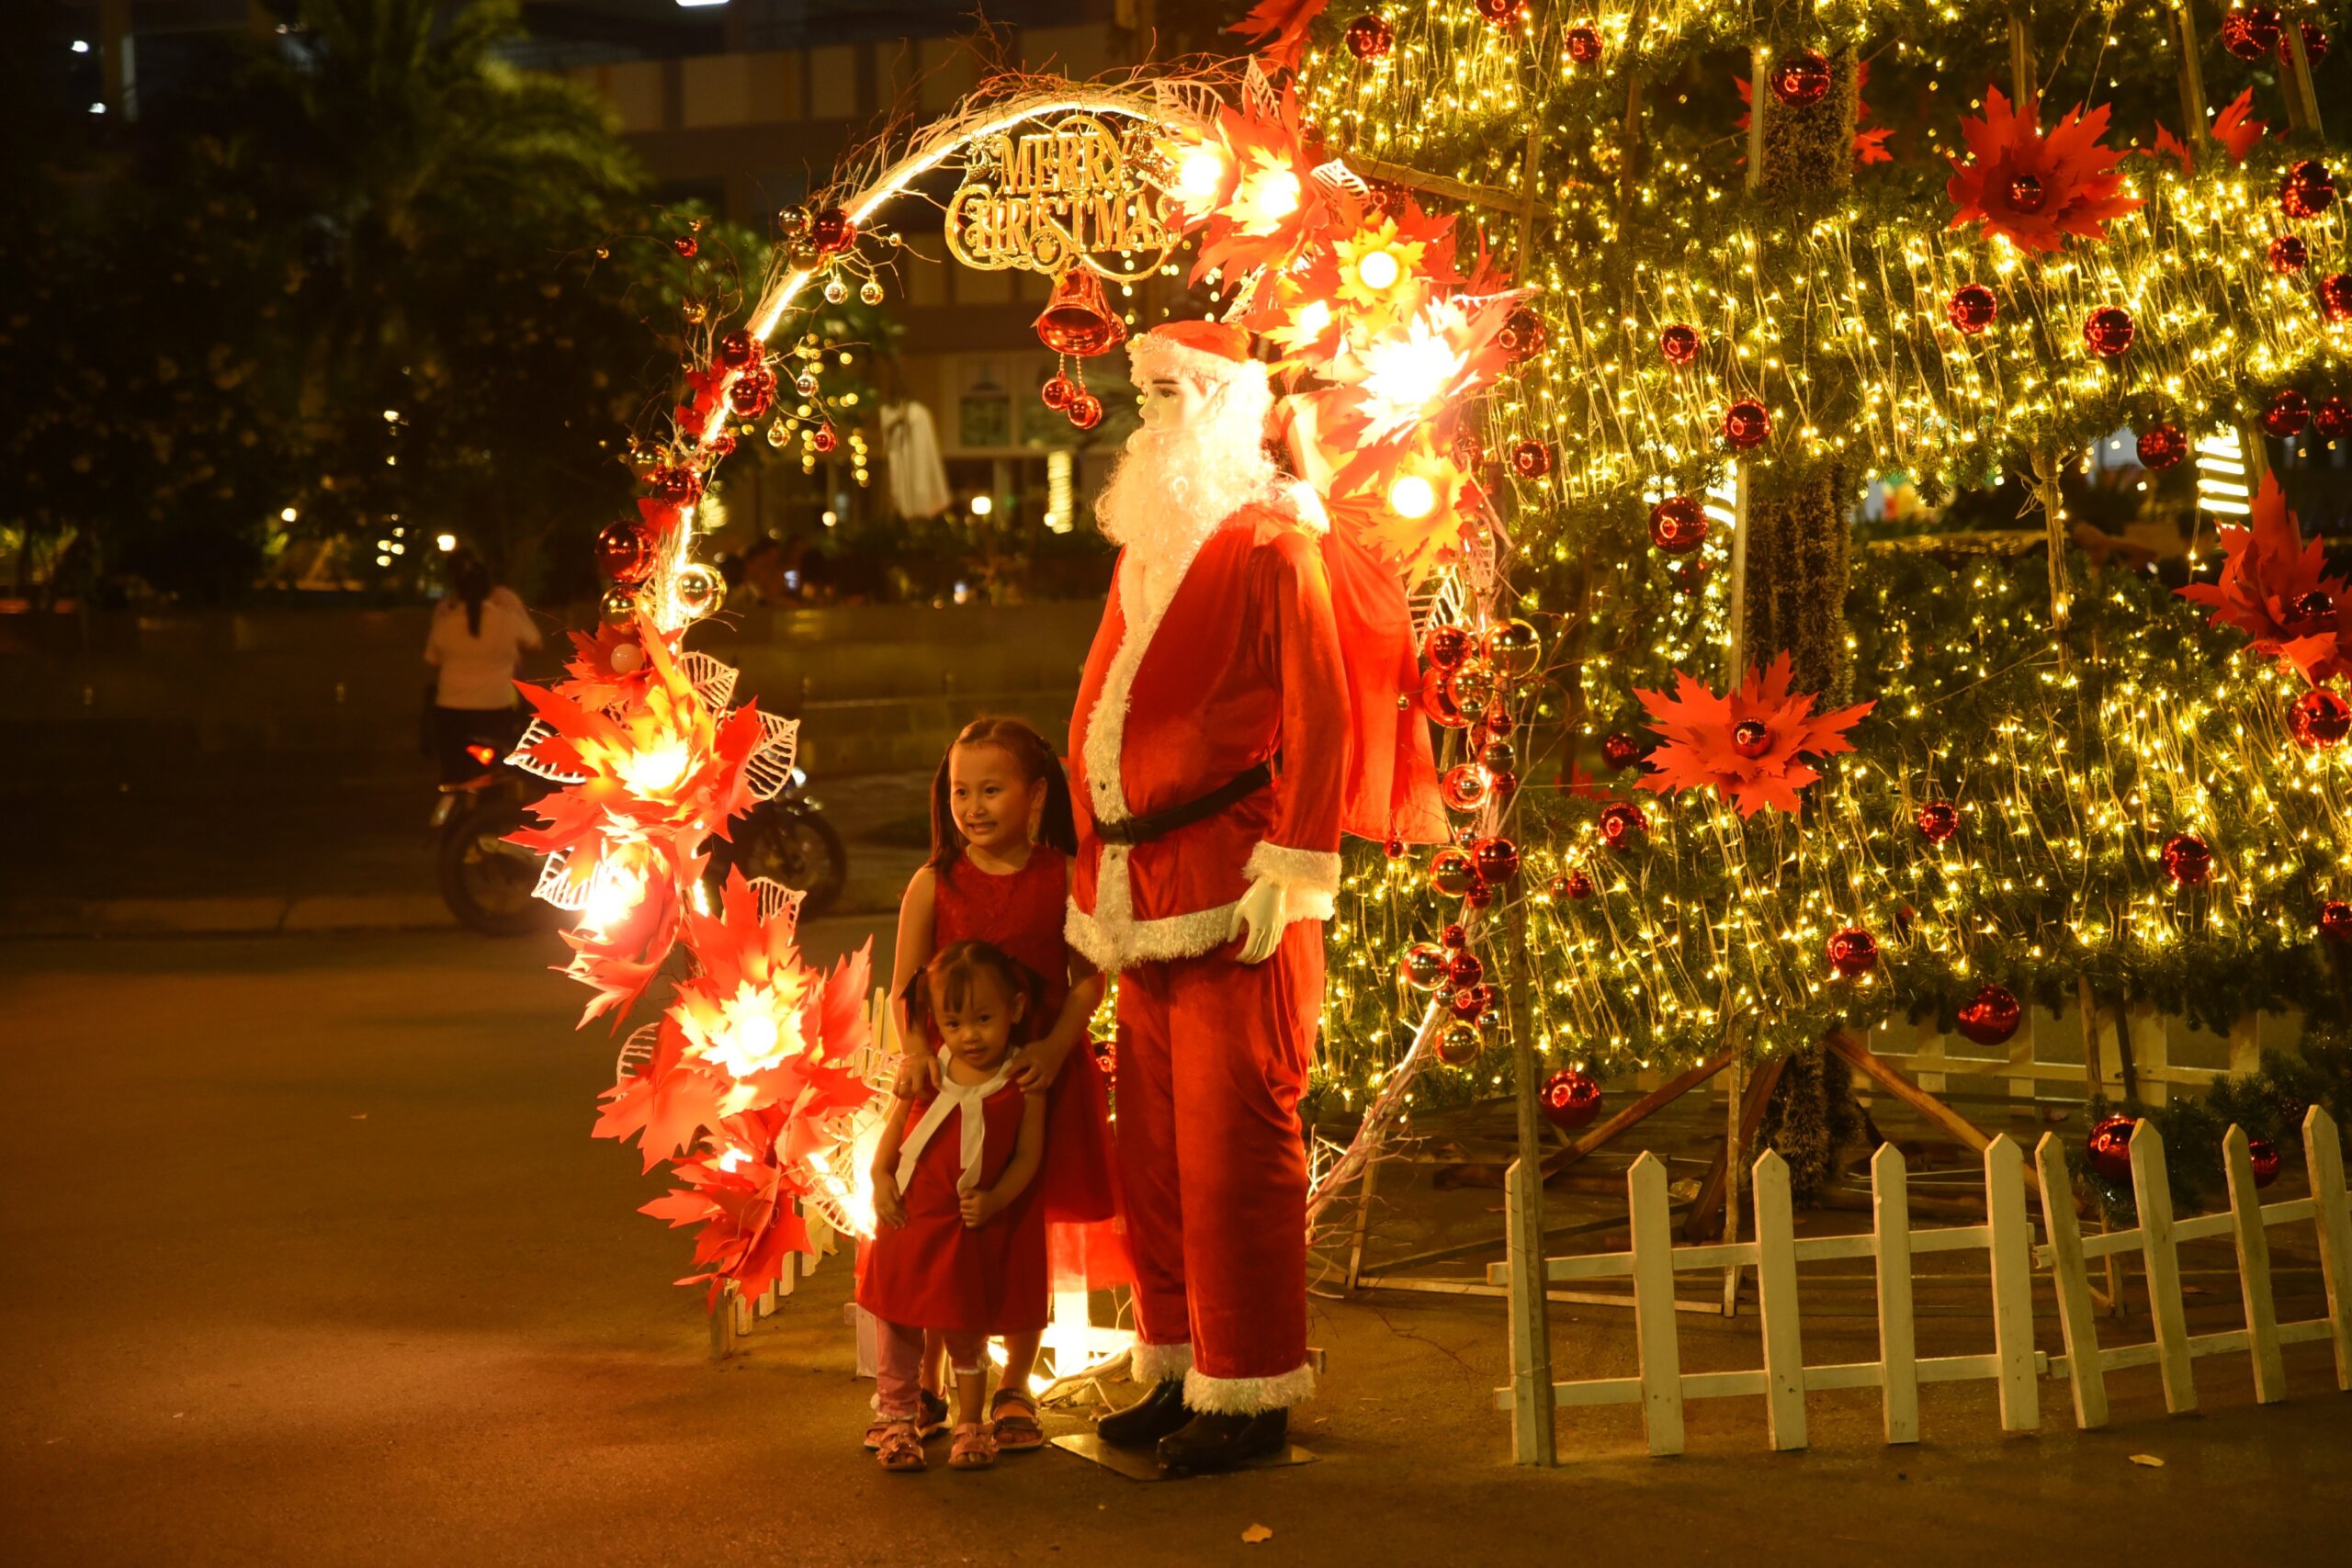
[944,112,1175,279]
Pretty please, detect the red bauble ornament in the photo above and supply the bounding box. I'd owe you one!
[1435,1019,1485,1066]
[1452,983,1497,1021]
[2263,388,2311,437]
[2248,1137,2283,1188]
[1826,927,1880,978]
[1947,283,1999,333]
[1601,731,1645,772]
[2007,174,2047,214]
[717,329,758,369]
[2222,6,2283,60]
[728,367,776,418]
[1475,0,1517,21]
[2321,899,2352,942]
[1040,375,1075,411]
[1446,949,1485,990]
[1732,718,1774,758]
[1565,25,1603,63]
[648,466,701,506]
[2286,21,2329,64]
[2289,689,2352,748]
[1473,835,1521,885]
[1956,983,2022,1046]
[2135,423,2188,470]
[1385,837,1406,859]
[1648,495,1710,554]
[2280,160,2336,219]
[1500,306,1548,360]
[1400,942,1449,990]
[1442,922,1468,949]
[2316,398,2352,439]
[2086,1115,2137,1182]
[1481,736,1518,775]
[1659,323,1701,367]
[706,434,736,457]
[1723,399,1770,450]
[594,521,657,585]
[2268,235,2310,275]
[811,424,839,454]
[1770,50,1833,108]
[1539,1068,1603,1131]
[1441,761,1491,812]
[1067,392,1104,430]
[1599,802,1648,851]
[1430,846,1480,898]
[1035,267,1125,356]
[810,208,856,255]
[1917,800,1960,843]
[1344,13,1395,60]
[1422,667,1468,728]
[2291,590,2336,630]
[2083,306,2135,358]
[1425,625,1474,670]
[2162,833,2212,886]
[1550,868,1596,902]
[673,234,699,258]
[2321,273,2352,323]
[1509,438,1555,479]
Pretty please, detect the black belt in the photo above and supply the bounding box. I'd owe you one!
[1092,761,1273,846]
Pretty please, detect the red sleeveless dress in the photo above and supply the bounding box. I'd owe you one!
[856,1077,1048,1334]
[933,848,1127,1288]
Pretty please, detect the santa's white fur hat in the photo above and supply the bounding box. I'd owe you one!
[1125,319,1271,388]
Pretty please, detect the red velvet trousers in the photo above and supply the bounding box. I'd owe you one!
[1114,919,1323,1394]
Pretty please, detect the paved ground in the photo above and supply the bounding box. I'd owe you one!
[6,931,2350,1566]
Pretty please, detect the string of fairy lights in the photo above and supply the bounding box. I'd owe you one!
[1284,3,2352,1113]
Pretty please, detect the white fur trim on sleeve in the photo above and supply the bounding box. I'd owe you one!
[1183,1359,1317,1415]
[1244,841,1341,897]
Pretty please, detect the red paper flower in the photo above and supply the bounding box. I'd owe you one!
[2177,472,2352,685]
[1184,89,1331,285]
[2153,88,2267,172]
[1228,0,1332,69]
[1634,653,1875,817]
[1945,88,2143,253]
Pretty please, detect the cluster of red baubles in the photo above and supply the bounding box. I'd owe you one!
[1038,374,1104,431]
[2223,6,2331,65]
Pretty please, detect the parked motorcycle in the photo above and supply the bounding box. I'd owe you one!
[707,768,850,921]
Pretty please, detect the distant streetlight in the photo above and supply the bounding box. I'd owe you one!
[280,506,299,522]
[969,495,993,517]
[72,39,90,53]
[88,102,105,114]
[435,533,458,553]
[674,0,729,7]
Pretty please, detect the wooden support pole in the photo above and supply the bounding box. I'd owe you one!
[2222,1125,2288,1404]
[1627,1153,1686,1455]
[2036,1132,2111,1428]
[1984,1135,2041,1431]
[2169,2,2213,159]
[1752,1151,1808,1451]
[1543,1046,1741,1178]
[1828,1032,2041,1195]
[2031,451,2074,634]
[709,1284,742,1359]
[1503,888,1555,1465]
[1685,1049,1782,1242]
[2007,8,2037,106]
[2129,1119,2199,1414]
[1871,1144,1921,1444]
[2304,1106,2352,1390]
[1343,1154,1380,1292]
[2281,22,2326,135]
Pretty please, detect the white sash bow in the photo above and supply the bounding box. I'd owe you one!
[895,1050,1012,1195]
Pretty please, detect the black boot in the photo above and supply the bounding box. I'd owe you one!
[1096,1380,1192,1450]
[1156,1408,1288,1472]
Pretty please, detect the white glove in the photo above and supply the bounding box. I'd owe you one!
[1229,874,1289,965]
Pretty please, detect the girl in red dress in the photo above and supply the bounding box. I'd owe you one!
[882,716,1120,1453]
[862,942,1049,1472]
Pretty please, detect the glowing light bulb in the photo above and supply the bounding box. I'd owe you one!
[1387,474,1438,519]
[1356,248,1402,292]
[616,739,692,797]
[1174,145,1227,205]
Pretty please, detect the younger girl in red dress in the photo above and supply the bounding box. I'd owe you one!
[882,716,1119,1453]
[862,942,1049,1472]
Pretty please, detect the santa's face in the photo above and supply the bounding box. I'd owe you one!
[1136,373,1217,434]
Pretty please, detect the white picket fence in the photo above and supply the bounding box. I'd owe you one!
[1489,1108,2352,1461]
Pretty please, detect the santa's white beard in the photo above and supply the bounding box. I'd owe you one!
[1095,399,1276,571]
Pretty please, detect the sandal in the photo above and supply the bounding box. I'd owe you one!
[866,1388,949,1448]
[948,1421,998,1470]
[874,1418,926,1472]
[989,1388,1046,1451]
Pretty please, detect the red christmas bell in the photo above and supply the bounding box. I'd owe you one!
[810,208,857,255]
[717,329,759,369]
[1732,718,1774,758]
[1425,624,1474,670]
[1430,846,1480,898]
[1917,800,1960,843]
[2162,832,2212,886]
[2280,160,2336,219]
[595,521,657,585]
[1550,868,1596,902]
[1648,495,1710,554]
[2321,273,2352,323]
[2248,1137,2282,1188]
[1956,983,2022,1045]
[2083,306,2135,358]
[2264,389,2312,437]
[1473,835,1521,885]
[1475,0,1517,22]
[2268,235,2310,275]
[2222,6,2283,59]
[1599,802,1648,851]
[2136,423,2188,469]
[1540,1068,1603,1131]
[2315,398,2352,440]
[1565,24,1603,63]
[2320,899,2352,942]
[1948,283,1998,333]
[1435,1019,1485,1067]
[1400,942,1449,991]
[1601,732,1645,772]
[1659,323,1701,367]
[1770,50,1833,108]
[2290,688,2352,748]
[1344,13,1395,60]
[1723,399,1770,450]
[1035,267,1126,357]
[1500,306,1548,360]
[2086,1115,2136,1181]
[1826,927,1880,978]
[1067,392,1104,430]
[1446,949,1485,990]
[1510,438,1555,479]
[1040,375,1076,411]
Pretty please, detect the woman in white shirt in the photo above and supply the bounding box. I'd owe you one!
[424,550,543,783]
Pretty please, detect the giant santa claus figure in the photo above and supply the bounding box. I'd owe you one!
[1069,319,1436,1472]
